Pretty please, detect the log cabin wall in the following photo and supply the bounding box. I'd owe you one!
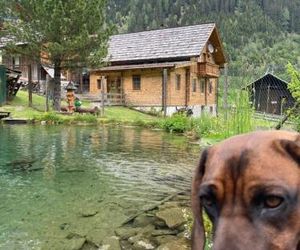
[89,62,218,109]
[3,54,40,81]
[167,67,186,106]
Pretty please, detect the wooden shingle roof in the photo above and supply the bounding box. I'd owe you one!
[107,23,216,63]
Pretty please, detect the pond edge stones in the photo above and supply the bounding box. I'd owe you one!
[116,192,191,250]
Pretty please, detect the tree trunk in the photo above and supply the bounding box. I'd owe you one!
[53,61,61,111]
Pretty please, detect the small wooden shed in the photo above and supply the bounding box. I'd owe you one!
[248,73,295,115]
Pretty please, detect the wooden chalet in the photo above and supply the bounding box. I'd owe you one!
[90,23,227,116]
[0,38,69,95]
[248,73,295,115]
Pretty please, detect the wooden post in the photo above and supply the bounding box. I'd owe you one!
[163,68,168,117]
[79,70,83,94]
[223,63,228,120]
[45,75,49,112]
[28,64,32,107]
[101,76,105,116]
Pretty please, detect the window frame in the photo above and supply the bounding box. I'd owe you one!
[192,78,197,92]
[208,80,213,94]
[200,79,205,94]
[175,74,181,91]
[132,75,141,91]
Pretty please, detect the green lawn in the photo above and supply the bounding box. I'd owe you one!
[0,90,160,125]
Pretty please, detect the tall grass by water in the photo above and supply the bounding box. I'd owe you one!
[161,91,256,140]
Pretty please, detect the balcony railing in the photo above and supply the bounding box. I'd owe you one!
[198,62,220,78]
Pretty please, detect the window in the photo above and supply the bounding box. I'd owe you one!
[210,106,214,113]
[200,79,205,94]
[208,81,213,94]
[192,79,197,92]
[132,75,141,90]
[176,74,181,90]
[97,79,101,89]
[12,55,20,68]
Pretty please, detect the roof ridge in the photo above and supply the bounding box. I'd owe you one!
[112,22,216,37]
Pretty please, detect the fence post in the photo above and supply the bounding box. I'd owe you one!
[28,64,33,107]
[101,76,105,116]
[163,68,168,117]
[223,63,229,120]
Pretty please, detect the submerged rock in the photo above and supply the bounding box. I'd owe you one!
[156,238,190,250]
[80,208,98,217]
[115,227,139,240]
[154,235,178,246]
[156,207,186,229]
[132,239,156,250]
[151,229,178,237]
[133,214,156,227]
[103,236,121,250]
[64,237,86,250]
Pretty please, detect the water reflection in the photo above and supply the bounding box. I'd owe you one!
[0,125,200,249]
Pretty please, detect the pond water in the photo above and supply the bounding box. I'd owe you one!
[0,125,200,249]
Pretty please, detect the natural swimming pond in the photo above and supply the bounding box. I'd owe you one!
[0,125,200,249]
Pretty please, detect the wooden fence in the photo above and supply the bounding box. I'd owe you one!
[79,93,125,106]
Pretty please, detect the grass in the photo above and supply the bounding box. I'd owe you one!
[0,90,281,136]
[0,90,161,125]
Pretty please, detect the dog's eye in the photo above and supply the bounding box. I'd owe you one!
[200,195,214,207]
[263,195,283,209]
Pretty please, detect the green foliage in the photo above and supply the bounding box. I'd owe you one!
[182,208,213,249]
[160,114,191,133]
[191,91,254,139]
[107,0,300,82]
[192,114,221,138]
[71,114,97,123]
[287,62,300,103]
[34,112,64,124]
[286,63,300,131]
[222,90,254,137]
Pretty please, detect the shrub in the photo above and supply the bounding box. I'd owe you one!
[160,114,191,133]
[192,113,222,138]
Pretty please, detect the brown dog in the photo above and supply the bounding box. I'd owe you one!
[192,130,300,250]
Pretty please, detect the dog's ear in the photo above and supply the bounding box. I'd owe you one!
[278,136,300,165]
[191,148,209,250]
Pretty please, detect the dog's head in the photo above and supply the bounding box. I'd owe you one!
[192,131,300,250]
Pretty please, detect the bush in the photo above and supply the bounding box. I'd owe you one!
[192,113,222,138]
[160,114,191,133]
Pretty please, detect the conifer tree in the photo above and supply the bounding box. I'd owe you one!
[5,0,112,110]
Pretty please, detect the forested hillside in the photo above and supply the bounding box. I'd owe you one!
[107,0,300,85]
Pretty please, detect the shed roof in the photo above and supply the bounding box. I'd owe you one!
[107,23,222,64]
[249,73,289,87]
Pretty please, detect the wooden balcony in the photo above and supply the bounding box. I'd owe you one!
[198,62,220,78]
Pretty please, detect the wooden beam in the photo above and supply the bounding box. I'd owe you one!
[163,68,168,117]
[100,76,105,116]
[28,64,32,107]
